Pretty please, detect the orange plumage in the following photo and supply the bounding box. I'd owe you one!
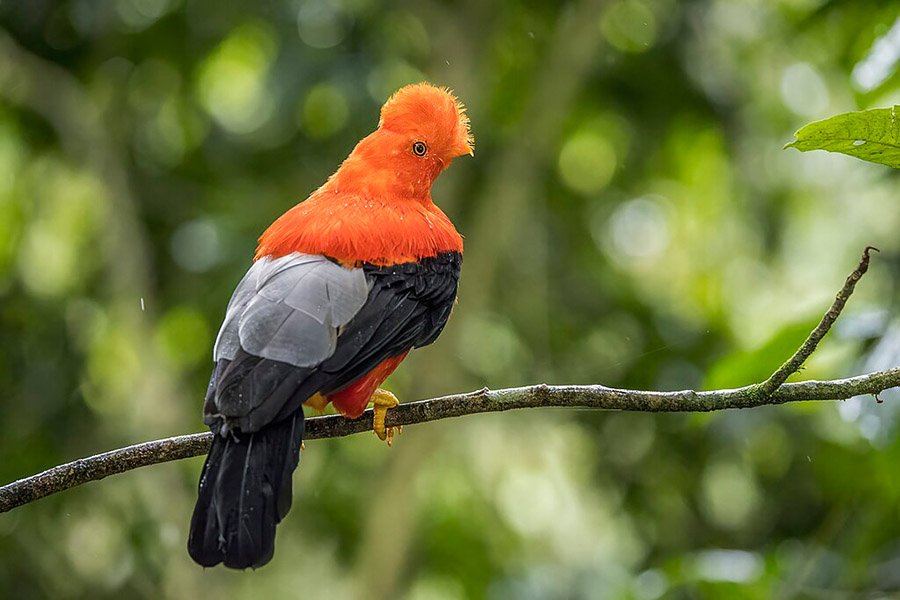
[256,83,471,266]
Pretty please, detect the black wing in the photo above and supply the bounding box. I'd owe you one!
[206,251,462,433]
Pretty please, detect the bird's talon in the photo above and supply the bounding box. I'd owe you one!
[304,392,329,414]
[371,388,400,445]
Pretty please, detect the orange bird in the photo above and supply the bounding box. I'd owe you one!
[188,83,473,569]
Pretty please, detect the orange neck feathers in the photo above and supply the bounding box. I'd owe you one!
[256,83,471,266]
[254,183,463,266]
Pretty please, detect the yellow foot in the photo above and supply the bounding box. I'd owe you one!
[371,388,401,446]
[304,392,329,414]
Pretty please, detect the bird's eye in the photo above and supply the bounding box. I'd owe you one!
[412,141,428,157]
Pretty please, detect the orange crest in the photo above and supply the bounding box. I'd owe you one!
[379,83,474,158]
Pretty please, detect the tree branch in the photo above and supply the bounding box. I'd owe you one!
[1,249,894,514]
[756,246,879,396]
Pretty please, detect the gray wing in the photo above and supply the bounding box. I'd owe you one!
[213,253,369,367]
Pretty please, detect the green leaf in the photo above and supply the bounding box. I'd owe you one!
[785,106,900,168]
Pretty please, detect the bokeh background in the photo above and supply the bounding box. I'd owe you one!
[1,1,900,598]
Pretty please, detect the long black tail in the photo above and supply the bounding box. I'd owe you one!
[187,411,304,569]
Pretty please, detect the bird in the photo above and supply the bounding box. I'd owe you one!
[187,82,473,569]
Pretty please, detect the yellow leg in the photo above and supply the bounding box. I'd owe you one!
[370,388,401,446]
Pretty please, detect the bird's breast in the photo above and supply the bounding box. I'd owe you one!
[256,194,463,266]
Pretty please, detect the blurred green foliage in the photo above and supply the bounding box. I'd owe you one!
[1,1,900,598]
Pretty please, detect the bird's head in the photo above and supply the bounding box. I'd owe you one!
[338,83,473,198]
[378,82,474,163]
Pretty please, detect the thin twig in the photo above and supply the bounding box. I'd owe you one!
[0,249,893,514]
[756,246,879,397]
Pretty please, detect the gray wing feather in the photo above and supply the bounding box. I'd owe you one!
[212,268,258,362]
[213,253,368,366]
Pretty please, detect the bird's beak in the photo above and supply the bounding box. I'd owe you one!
[452,140,475,158]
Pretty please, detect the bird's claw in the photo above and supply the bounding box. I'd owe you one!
[371,388,401,446]
[304,392,329,414]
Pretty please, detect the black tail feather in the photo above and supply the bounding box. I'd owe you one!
[187,411,304,569]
